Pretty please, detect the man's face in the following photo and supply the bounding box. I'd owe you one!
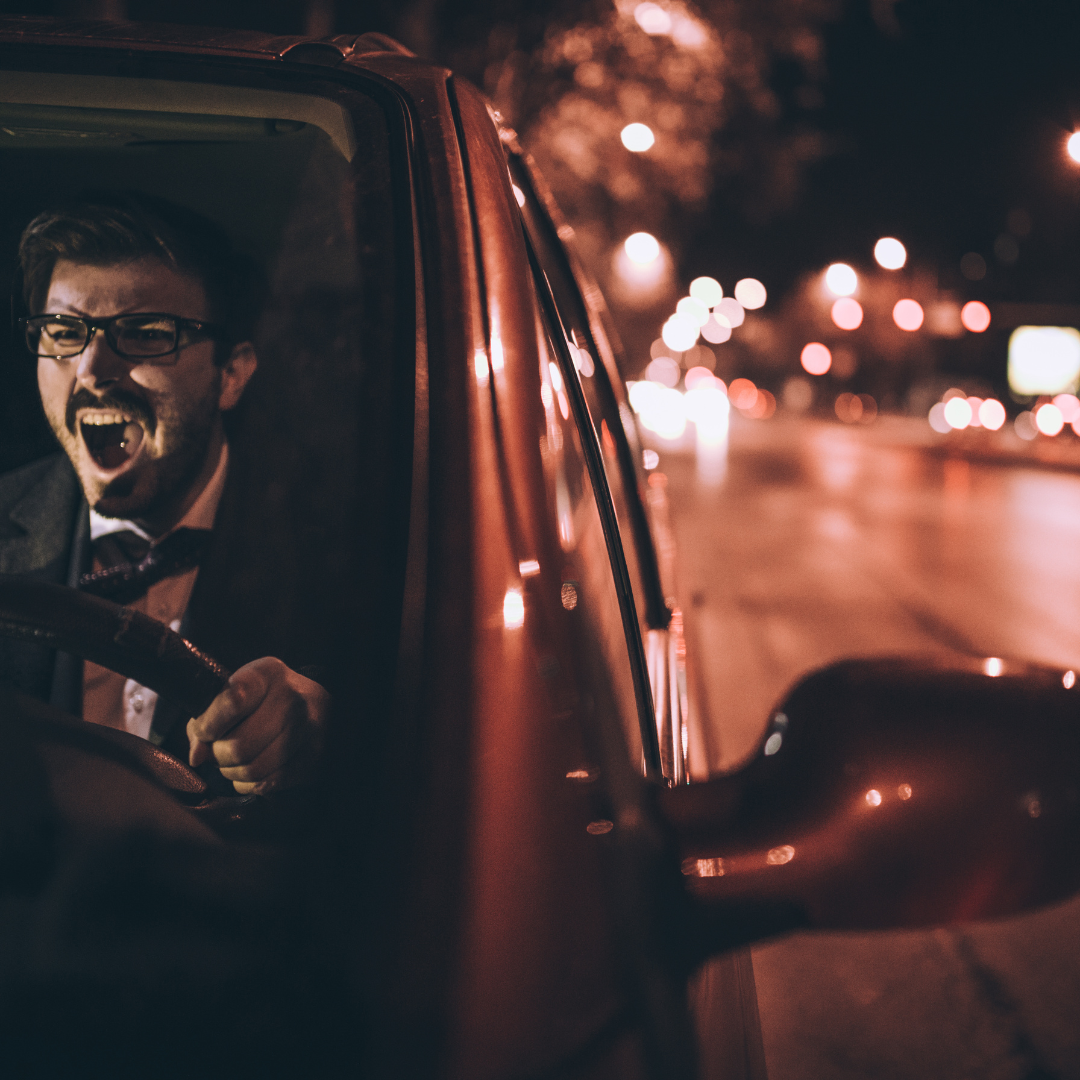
[38,256,237,523]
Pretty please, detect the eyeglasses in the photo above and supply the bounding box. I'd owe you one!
[21,313,228,364]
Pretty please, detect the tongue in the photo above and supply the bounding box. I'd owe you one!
[84,422,144,470]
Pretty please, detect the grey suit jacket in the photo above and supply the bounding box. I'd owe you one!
[0,452,87,705]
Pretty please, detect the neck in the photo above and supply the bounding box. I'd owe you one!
[136,424,227,538]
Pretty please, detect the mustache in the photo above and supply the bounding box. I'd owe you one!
[66,388,155,436]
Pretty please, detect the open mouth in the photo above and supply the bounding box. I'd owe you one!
[79,413,146,471]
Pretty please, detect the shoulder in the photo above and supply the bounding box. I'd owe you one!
[0,453,78,526]
[0,454,81,575]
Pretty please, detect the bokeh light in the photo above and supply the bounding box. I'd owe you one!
[662,313,699,351]
[831,297,864,330]
[943,396,972,429]
[893,299,924,331]
[685,366,717,390]
[700,316,731,344]
[960,300,991,332]
[928,402,950,433]
[874,237,906,270]
[621,123,656,152]
[503,589,525,630]
[1008,326,1080,395]
[1015,411,1038,440]
[645,355,680,387]
[690,276,723,307]
[800,342,832,375]
[627,380,687,439]
[1036,402,1065,436]
[1053,393,1080,422]
[624,231,660,265]
[728,378,758,410]
[634,2,672,34]
[979,398,1006,430]
[714,296,745,328]
[825,263,858,297]
[734,278,767,309]
[676,296,710,327]
[965,397,983,426]
[1068,132,1080,163]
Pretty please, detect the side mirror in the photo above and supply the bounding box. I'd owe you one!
[658,656,1080,961]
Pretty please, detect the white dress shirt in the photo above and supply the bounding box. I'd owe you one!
[82,442,229,739]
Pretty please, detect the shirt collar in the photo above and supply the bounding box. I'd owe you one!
[89,440,230,544]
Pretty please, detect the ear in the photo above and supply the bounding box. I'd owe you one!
[217,341,258,412]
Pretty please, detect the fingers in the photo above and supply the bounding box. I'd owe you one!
[186,657,328,794]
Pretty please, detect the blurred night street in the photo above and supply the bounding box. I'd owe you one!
[656,413,1080,1079]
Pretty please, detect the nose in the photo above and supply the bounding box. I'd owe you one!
[74,327,127,391]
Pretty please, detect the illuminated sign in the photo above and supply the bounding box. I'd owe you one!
[1008,326,1080,396]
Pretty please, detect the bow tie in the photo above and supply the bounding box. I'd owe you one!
[79,527,212,604]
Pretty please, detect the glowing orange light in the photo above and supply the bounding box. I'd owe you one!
[898,784,912,800]
[681,857,725,877]
[518,559,540,577]
[1068,132,1080,163]
[979,398,1006,430]
[865,789,882,807]
[634,2,672,34]
[624,231,660,265]
[766,845,795,866]
[801,342,832,375]
[621,123,655,152]
[893,299,924,331]
[961,300,991,332]
[874,237,906,269]
[831,297,864,330]
[1064,670,1076,689]
[747,389,776,419]
[503,589,525,629]
[728,378,758,410]
[1036,402,1065,436]
[984,657,1004,677]
[473,349,489,387]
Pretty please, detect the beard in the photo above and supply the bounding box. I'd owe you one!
[52,375,223,524]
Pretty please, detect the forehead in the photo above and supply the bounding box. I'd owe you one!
[44,257,209,317]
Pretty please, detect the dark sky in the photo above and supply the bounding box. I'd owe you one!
[695,0,1080,305]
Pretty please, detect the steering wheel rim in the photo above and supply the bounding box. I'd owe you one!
[0,578,229,717]
[0,579,263,828]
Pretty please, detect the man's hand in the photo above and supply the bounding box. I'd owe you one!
[187,657,329,794]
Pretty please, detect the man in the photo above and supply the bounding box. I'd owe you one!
[0,192,327,795]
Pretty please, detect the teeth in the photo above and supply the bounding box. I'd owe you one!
[81,413,131,426]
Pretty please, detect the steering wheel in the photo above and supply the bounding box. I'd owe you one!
[0,578,267,839]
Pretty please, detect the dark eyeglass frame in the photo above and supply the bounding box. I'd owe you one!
[21,312,230,364]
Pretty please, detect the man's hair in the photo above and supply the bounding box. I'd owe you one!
[18,191,262,358]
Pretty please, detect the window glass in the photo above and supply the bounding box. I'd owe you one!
[0,73,413,702]
[529,274,647,767]
[508,153,668,636]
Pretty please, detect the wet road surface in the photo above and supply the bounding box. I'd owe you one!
[655,414,1080,1080]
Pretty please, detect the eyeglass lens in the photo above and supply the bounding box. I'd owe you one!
[28,315,180,359]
